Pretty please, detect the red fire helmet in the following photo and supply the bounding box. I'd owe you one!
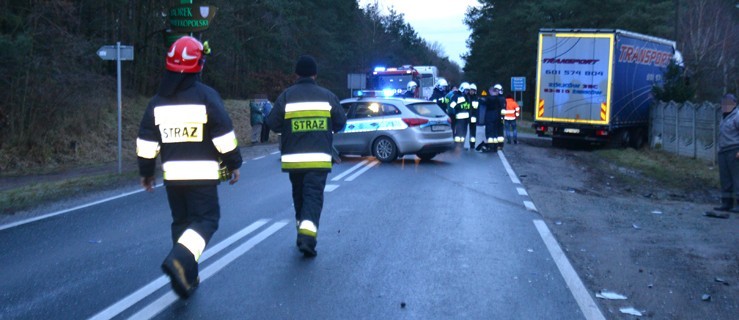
[166,36,204,73]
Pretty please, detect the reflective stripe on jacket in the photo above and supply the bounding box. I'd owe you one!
[266,77,347,172]
[137,79,242,185]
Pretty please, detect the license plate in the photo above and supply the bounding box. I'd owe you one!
[564,128,580,134]
[431,125,446,131]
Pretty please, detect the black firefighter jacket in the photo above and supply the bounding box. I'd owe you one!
[266,77,347,172]
[136,72,243,185]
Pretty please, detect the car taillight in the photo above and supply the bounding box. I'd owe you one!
[402,118,429,126]
[595,130,608,136]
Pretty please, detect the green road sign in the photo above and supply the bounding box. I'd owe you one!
[169,4,217,33]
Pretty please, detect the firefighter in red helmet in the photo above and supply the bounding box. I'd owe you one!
[136,36,242,299]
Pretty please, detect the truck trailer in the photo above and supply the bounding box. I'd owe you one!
[533,29,677,148]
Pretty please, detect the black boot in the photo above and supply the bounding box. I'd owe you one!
[714,198,734,212]
[296,234,317,257]
[162,243,200,299]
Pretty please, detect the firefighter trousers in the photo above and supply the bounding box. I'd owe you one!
[454,118,470,143]
[165,185,220,246]
[289,171,329,228]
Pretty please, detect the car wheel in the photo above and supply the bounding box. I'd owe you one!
[416,153,436,161]
[372,136,397,163]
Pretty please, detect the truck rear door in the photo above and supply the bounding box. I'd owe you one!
[535,32,614,125]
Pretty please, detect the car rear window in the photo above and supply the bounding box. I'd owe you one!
[406,102,447,117]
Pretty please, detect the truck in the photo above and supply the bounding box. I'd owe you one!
[533,29,678,148]
[359,65,437,99]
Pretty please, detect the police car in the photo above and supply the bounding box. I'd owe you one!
[334,92,454,162]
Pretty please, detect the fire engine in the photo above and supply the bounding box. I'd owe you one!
[356,65,438,99]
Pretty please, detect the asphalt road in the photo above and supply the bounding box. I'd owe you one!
[0,145,597,319]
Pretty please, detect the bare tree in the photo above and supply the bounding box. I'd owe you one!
[679,0,738,99]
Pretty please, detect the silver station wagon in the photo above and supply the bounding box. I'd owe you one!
[334,95,454,162]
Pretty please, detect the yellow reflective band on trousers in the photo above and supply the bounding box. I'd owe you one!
[281,153,332,170]
[470,117,477,123]
[456,112,470,119]
[162,160,220,180]
[470,137,476,142]
[212,130,238,153]
[154,104,208,125]
[472,101,479,109]
[298,220,318,237]
[178,229,206,262]
[136,138,160,159]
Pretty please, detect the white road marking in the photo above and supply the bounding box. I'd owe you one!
[497,151,521,184]
[0,183,164,232]
[331,159,369,181]
[517,187,528,196]
[127,220,288,320]
[533,220,606,320]
[524,201,538,212]
[324,184,339,192]
[88,219,270,320]
[271,151,280,155]
[252,156,265,160]
[345,160,379,181]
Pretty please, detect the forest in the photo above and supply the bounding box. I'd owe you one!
[0,0,737,172]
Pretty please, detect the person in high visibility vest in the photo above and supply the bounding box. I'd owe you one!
[503,93,521,144]
[266,55,347,257]
[136,36,243,299]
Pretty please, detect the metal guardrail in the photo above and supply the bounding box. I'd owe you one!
[650,101,720,162]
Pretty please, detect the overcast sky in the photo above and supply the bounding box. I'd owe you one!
[358,0,481,67]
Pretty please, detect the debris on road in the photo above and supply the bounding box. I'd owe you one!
[632,223,640,229]
[595,290,628,300]
[619,307,643,316]
[651,210,662,215]
[703,211,730,219]
[400,302,406,308]
[527,248,534,253]
[555,221,563,225]
[701,294,711,301]
[714,277,729,285]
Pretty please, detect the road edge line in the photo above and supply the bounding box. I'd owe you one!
[533,219,606,320]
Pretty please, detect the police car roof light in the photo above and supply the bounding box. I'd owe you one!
[374,66,386,72]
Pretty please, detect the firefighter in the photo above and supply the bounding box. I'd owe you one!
[429,78,449,108]
[266,55,347,257]
[402,81,418,98]
[450,82,472,146]
[136,36,242,299]
[479,84,506,152]
[503,93,521,144]
[444,84,461,132]
[467,83,480,150]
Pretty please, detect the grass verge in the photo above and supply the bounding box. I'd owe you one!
[0,171,139,215]
[595,147,719,191]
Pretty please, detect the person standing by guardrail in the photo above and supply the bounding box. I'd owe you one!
[715,93,739,212]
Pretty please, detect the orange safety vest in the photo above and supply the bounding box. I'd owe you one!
[504,98,520,120]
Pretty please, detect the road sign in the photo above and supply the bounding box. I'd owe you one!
[511,77,526,92]
[347,73,366,89]
[97,45,134,61]
[169,4,218,33]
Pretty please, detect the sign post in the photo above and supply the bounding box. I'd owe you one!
[511,76,526,112]
[97,43,134,174]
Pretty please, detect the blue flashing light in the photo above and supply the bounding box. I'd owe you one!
[374,66,386,72]
[382,89,395,97]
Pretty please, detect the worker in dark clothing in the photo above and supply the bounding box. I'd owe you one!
[467,83,480,150]
[714,93,739,212]
[402,81,418,98]
[266,55,347,257]
[450,82,471,146]
[478,84,506,152]
[136,36,242,299]
[429,78,449,108]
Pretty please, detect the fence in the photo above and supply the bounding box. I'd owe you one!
[649,101,720,162]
